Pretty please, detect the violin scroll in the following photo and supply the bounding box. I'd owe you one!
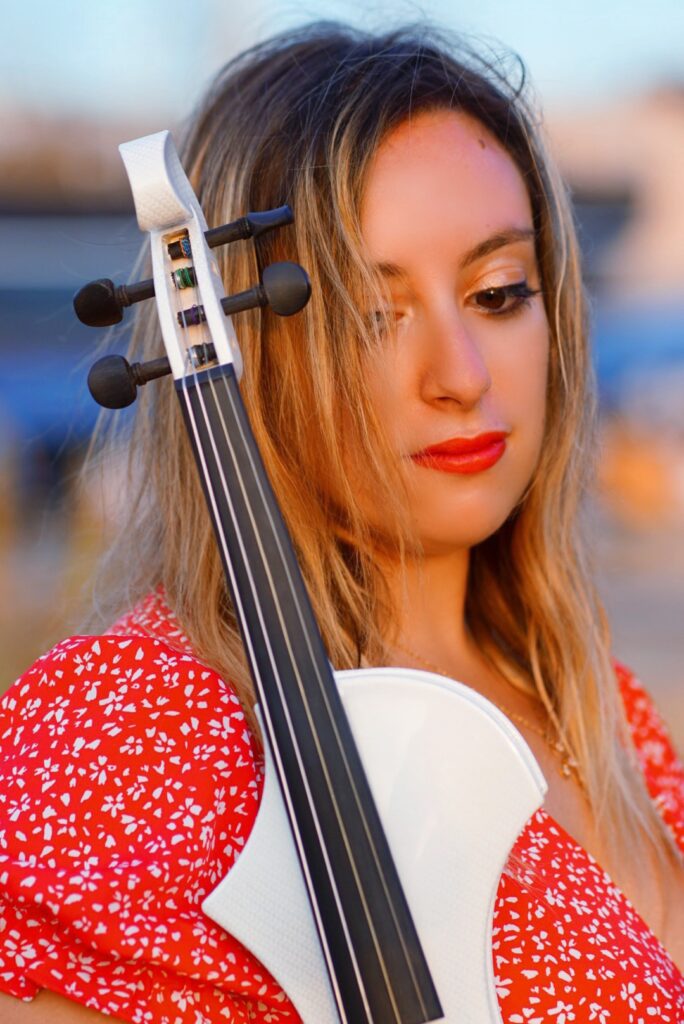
[76,134,310,410]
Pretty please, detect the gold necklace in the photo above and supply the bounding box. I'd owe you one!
[392,641,585,790]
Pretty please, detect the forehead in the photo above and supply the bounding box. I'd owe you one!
[360,109,533,263]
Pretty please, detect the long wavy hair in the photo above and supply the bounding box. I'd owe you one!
[88,22,680,873]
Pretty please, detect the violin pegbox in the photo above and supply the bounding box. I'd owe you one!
[78,131,310,410]
[119,130,243,381]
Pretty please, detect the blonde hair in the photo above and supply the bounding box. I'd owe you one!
[88,23,680,874]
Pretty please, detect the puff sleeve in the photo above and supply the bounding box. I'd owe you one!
[0,634,297,1023]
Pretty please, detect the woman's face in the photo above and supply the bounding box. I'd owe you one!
[359,109,550,554]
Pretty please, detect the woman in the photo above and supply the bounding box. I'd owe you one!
[1,22,682,1023]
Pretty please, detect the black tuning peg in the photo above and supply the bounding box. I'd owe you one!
[74,205,294,327]
[86,261,310,408]
[74,278,155,328]
[179,204,293,255]
[86,260,310,408]
[178,262,311,327]
[226,261,311,317]
[87,354,172,408]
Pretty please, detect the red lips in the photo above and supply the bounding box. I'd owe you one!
[410,431,508,474]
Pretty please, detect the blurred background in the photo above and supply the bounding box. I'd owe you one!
[1,0,683,752]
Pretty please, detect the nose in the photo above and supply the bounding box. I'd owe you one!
[420,304,492,409]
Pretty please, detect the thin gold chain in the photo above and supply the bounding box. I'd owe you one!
[391,641,585,790]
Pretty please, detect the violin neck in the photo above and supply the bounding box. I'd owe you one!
[177,363,442,1024]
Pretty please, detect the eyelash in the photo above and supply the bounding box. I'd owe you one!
[472,281,542,317]
[368,281,541,332]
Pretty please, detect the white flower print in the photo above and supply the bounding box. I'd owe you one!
[0,601,682,1023]
[619,980,643,1010]
[152,731,177,755]
[89,755,115,786]
[547,1001,576,1022]
[4,933,37,969]
[6,790,32,821]
[121,735,145,758]
[102,792,126,819]
[587,1003,611,1023]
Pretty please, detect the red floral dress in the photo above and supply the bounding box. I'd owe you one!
[0,590,682,1022]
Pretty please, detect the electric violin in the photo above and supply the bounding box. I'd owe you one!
[75,130,546,1024]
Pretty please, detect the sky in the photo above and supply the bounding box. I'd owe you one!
[2,0,683,123]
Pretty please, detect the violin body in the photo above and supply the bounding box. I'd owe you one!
[203,667,546,1023]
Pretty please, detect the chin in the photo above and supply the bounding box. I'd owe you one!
[408,479,520,553]
[413,511,514,556]
[407,458,535,555]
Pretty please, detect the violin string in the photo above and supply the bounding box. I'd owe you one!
[179,377,360,1020]
[181,237,431,1021]
[213,367,419,1019]
[171,234,438,1024]
[169,273,352,1016]
[171,245,391,1020]
[185,373,363,1021]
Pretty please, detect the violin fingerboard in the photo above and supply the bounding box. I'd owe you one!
[177,363,443,1024]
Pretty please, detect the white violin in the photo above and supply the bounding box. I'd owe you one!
[79,130,546,1024]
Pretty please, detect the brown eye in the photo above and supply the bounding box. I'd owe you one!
[472,282,540,317]
[477,287,508,311]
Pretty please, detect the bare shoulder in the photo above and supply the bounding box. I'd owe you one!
[0,988,126,1022]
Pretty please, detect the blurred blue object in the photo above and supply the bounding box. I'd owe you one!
[1,216,683,455]
[0,288,101,447]
[592,299,684,425]
[0,215,139,451]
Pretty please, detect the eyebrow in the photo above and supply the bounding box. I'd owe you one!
[374,226,536,279]
[460,227,536,269]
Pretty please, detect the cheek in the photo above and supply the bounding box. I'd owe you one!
[497,319,550,477]
[364,346,407,444]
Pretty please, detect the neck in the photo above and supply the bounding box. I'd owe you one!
[381,546,477,675]
[378,546,545,735]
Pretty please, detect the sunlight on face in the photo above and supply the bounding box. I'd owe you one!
[360,109,550,555]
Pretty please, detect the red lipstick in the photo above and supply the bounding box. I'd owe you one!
[410,431,507,474]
